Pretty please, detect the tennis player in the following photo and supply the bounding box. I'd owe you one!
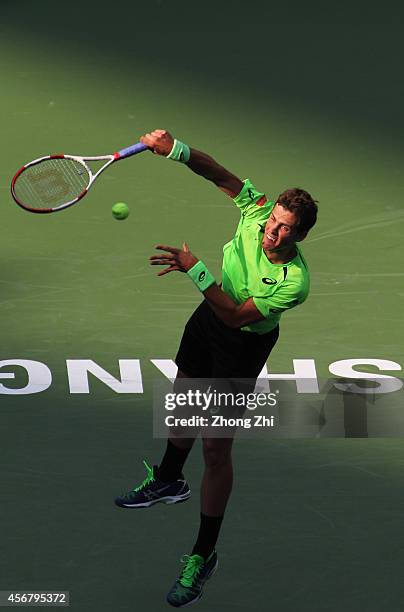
[115,129,318,607]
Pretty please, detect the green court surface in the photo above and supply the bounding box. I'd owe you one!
[1,1,404,610]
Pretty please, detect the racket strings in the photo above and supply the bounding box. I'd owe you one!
[13,158,90,210]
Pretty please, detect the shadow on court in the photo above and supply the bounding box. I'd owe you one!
[2,0,404,151]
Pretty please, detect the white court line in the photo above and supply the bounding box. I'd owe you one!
[310,290,379,296]
[309,208,404,236]
[0,287,73,307]
[307,214,404,243]
[315,272,404,278]
[304,504,336,529]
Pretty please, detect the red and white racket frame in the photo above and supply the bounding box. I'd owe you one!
[11,142,148,213]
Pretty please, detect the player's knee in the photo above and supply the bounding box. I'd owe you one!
[202,438,232,469]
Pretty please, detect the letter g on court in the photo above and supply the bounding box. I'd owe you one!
[0,360,52,395]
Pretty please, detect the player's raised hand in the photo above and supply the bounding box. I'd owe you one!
[150,243,198,276]
[140,129,174,156]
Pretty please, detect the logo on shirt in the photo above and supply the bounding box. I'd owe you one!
[262,277,277,285]
[198,271,206,282]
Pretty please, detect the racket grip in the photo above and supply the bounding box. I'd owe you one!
[115,142,149,160]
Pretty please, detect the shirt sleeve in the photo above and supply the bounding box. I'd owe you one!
[252,282,306,319]
[233,178,268,213]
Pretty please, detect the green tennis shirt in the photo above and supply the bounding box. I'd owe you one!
[221,178,310,334]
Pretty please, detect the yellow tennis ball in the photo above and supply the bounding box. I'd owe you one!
[112,202,129,220]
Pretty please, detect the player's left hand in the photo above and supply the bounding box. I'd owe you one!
[150,243,198,276]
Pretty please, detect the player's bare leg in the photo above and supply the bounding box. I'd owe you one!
[200,437,234,516]
[166,369,199,452]
[114,371,196,508]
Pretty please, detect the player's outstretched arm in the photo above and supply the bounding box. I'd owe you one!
[140,129,243,198]
[186,149,243,198]
[150,243,265,328]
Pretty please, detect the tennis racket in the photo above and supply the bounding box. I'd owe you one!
[10,141,149,214]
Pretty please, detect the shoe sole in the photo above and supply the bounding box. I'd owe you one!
[167,559,218,608]
[115,491,191,508]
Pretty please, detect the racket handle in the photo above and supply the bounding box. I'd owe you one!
[115,142,149,160]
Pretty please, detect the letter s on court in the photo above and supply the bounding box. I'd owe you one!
[329,359,402,394]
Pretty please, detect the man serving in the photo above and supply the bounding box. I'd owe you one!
[115,129,318,607]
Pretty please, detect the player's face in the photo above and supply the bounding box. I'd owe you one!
[262,204,304,252]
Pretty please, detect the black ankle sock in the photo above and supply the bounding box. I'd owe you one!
[155,439,192,482]
[191,512,224,561]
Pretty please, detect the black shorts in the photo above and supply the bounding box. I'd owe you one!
[175,300,279,380]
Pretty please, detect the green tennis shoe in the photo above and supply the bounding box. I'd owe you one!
[166,550,218,607]
[115,460,190,508]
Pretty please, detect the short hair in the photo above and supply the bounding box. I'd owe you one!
[276,188,318,234]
